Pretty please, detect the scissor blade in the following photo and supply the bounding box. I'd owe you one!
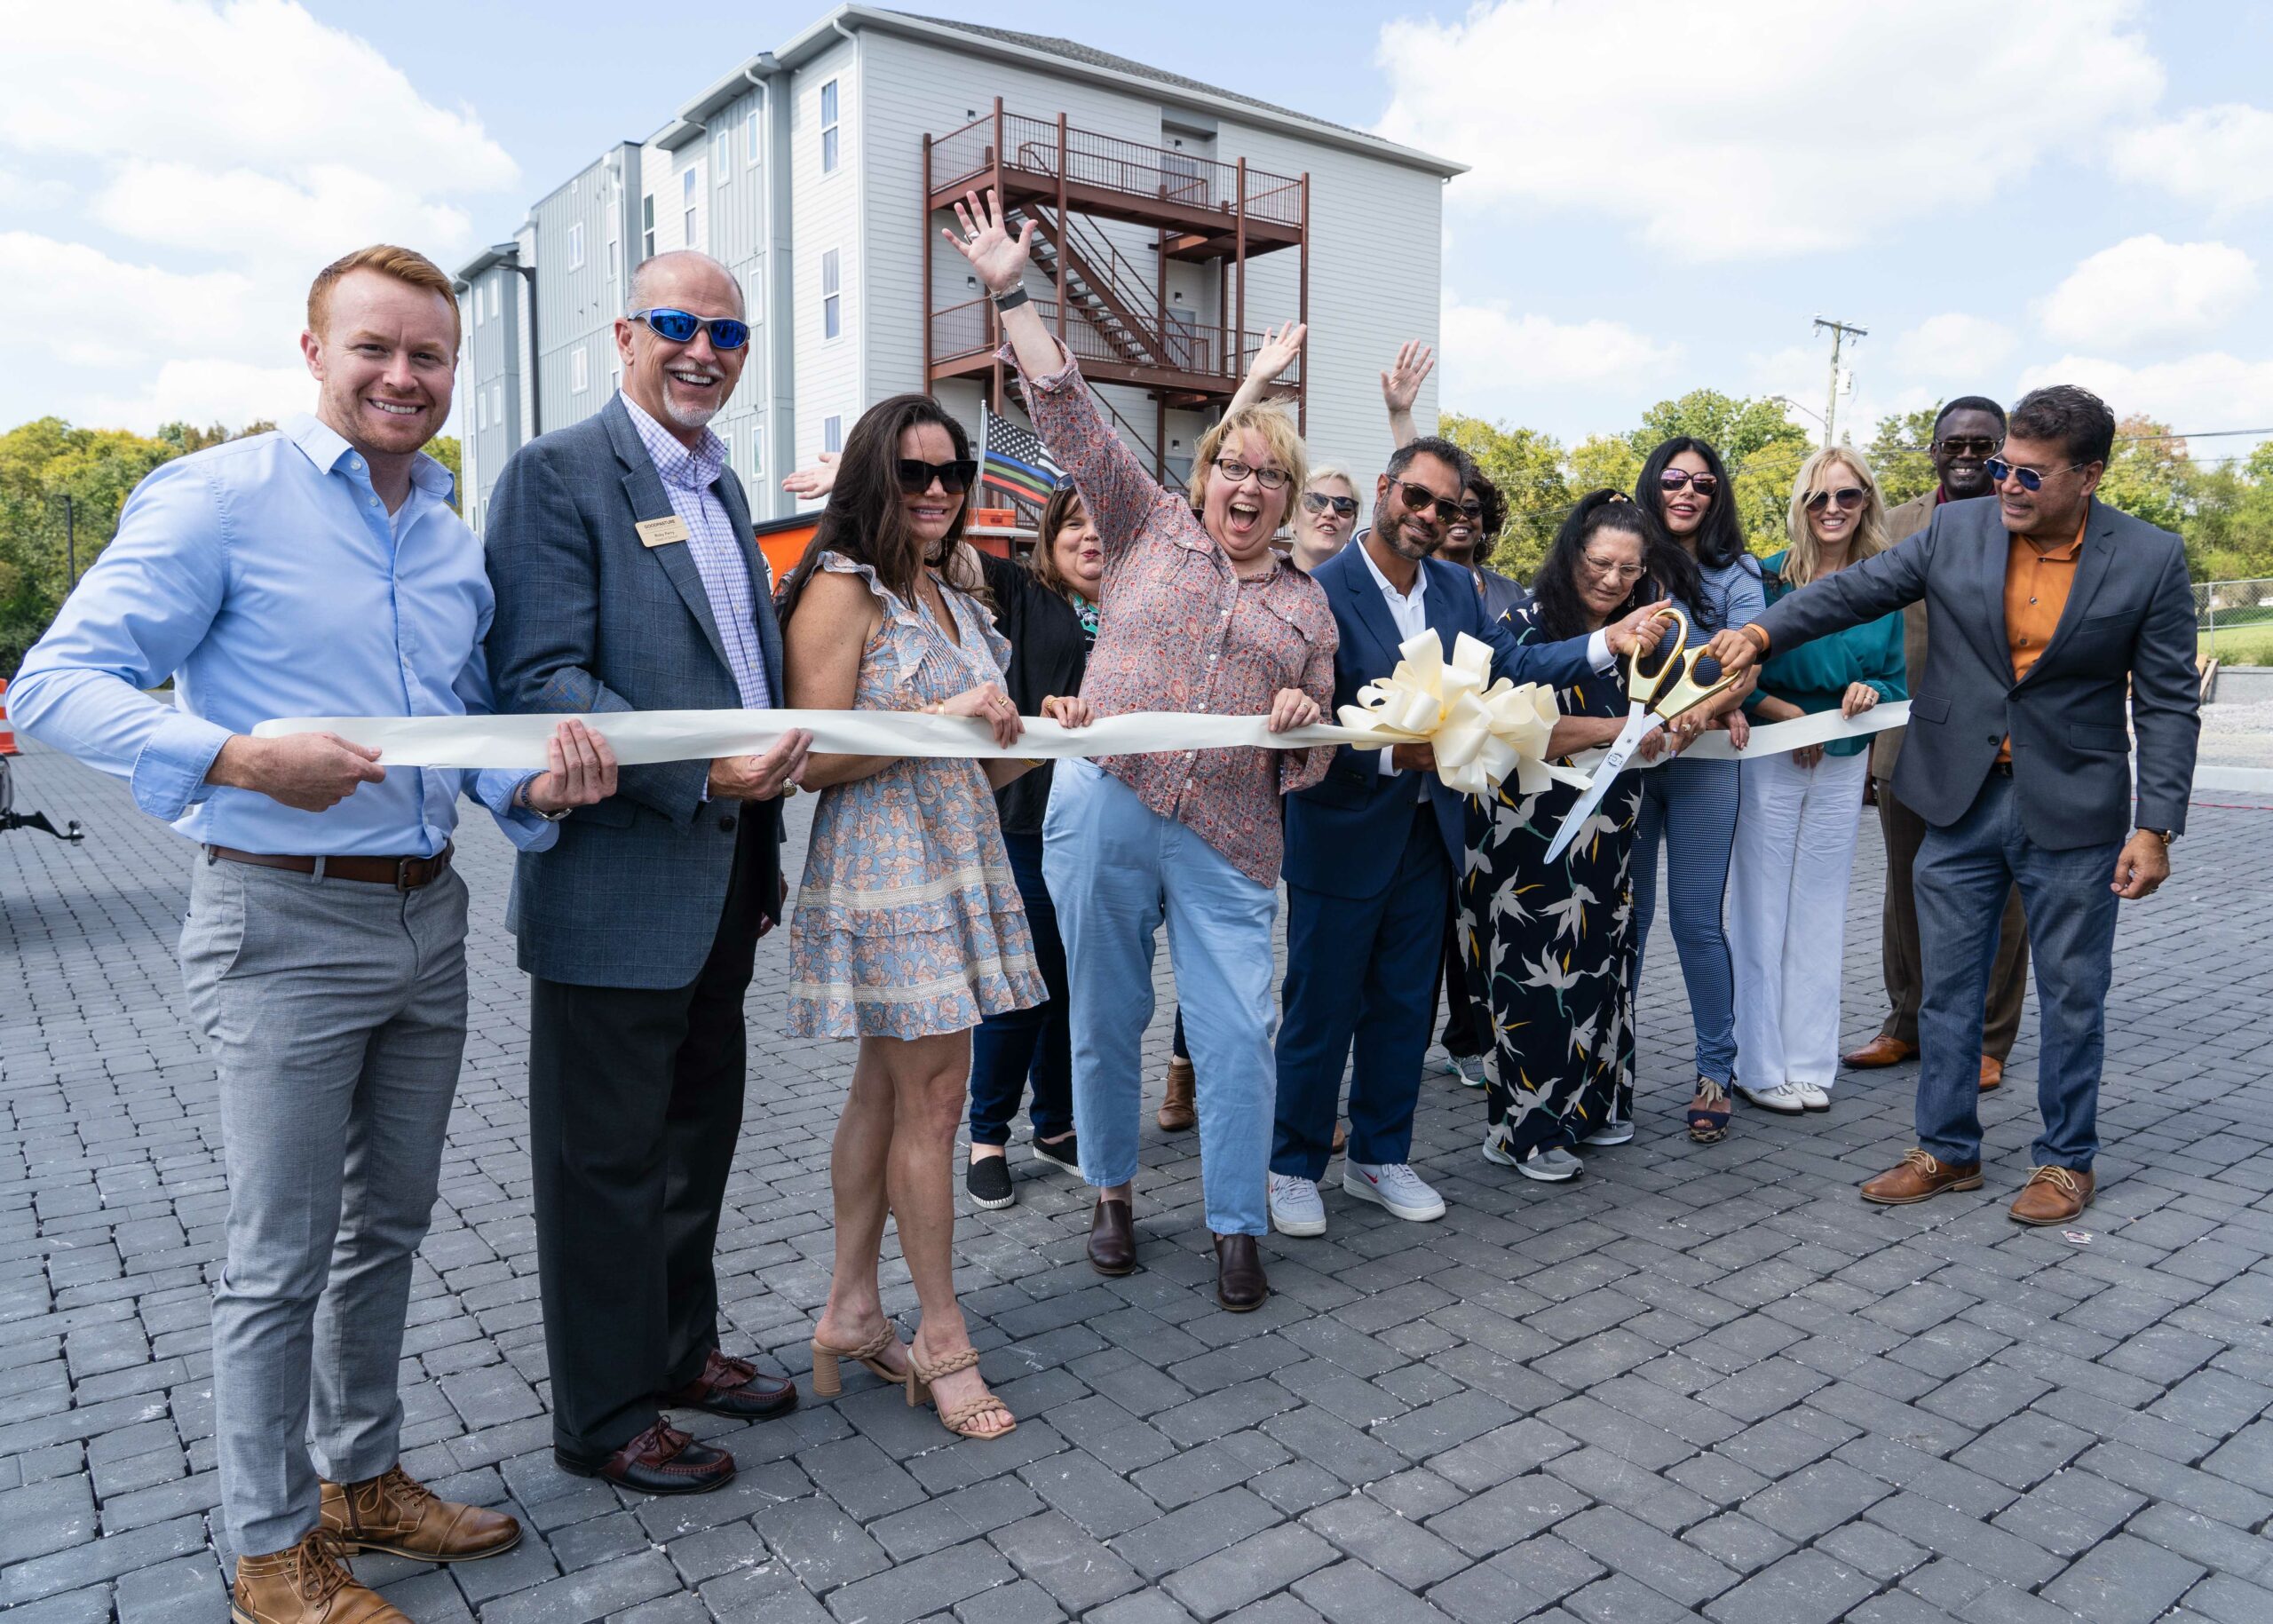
[1541,708,1653,863]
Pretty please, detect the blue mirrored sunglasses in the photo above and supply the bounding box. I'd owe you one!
[631,307,750,349]
[1984,456,2083,493]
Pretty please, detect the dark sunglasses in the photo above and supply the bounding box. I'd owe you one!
[1936,435,2002,459]
[630,307,751,349]
[1804,486,1867,512]
[1658,469,1720,495]
[1985,456,2084,494]
[1391,479,1468,526]
[1303,490,1358,518]
[897,458,978,495]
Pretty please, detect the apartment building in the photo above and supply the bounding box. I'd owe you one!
[455,7,1461,535]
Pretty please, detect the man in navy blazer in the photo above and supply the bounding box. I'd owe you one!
[1708,385,2198,1227]
[486,252,812,1496]
[1269,438,1668,1237]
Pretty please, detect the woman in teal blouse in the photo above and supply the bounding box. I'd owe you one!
[1728,448,1907,1114]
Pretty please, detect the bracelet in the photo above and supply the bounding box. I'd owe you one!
[991,286,1031,312]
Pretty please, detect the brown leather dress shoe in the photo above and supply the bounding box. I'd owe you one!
[660,1350,798,1422]
[2009,1165,2095,1225]
[1978,1057,2005,1091]
[1214,1232,1268,1311]
[1843,1034,1917,1068]
[1158,1058,1196,1130]
[1088,1196,1136,1276]
[556,1421,734,1495]
[320,1464,520,1563]
[1859,1147,1983,1206]
[233,1529,407,1624]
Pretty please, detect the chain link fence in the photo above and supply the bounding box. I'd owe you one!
[2198,578,2273,665]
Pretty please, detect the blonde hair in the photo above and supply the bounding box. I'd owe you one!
[1305,463,1356,497]
[308,244,461,352]
[1784,446,1890,587]
[1188,404,1309,517]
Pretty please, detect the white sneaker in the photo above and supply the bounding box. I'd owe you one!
[1444,1053,1486,1089]
[1736,1081,1809,1114]
[1268,1173,1327,1237]
[1484,1137,1584,1182]
[1342,1161,1447,1222]
[1582,1115,1635,1147]
[1795,1084,1831,1113]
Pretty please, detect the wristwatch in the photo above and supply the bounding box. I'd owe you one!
[516,777,571,822]
[991,286,1032,312]
[2144,828,2176,847]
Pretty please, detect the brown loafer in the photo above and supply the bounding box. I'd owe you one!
[1331,1121,1348,1156]
[556,1421,734,1496]
[2009,1165,2095,1225]
[1843,1034,1917,1068]
[234,1529,408,1623]
[320,1464,520,1564]
[660,1349,798,1422]
[1978,1057,2005,1091]
[1213,1232,1268,1311]
[1088,1196,1136,1276]
[1859,1147,1983,1206]
[1158,1058,1196,1130]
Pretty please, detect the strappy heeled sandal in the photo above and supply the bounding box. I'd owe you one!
[809,1325,908,1398]
[1687,1077,1733,1144]
[907,1346,1017,1440]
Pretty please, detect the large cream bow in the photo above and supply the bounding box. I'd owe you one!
[1337,631,1588,797]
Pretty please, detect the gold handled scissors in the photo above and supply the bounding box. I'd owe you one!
[1540,608,1743,863]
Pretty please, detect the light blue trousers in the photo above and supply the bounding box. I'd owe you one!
[1042,760,1276,1237]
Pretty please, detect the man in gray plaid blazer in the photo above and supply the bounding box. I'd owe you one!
[486,250,812,1496]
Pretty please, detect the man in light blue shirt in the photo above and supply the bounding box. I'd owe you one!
[9,245,613,1624]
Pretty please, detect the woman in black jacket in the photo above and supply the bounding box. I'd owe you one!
[966,483,1105,1208]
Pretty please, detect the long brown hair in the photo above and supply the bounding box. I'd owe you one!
[1027,482,1091,601]
[780,394,986,619]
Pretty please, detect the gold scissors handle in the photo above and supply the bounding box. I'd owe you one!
[1622,606,1743,725]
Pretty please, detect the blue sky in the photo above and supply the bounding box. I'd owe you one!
[5,1,2271,463]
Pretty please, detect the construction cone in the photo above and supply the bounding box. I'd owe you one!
[0,678,18,757]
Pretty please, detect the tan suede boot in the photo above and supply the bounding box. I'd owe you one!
[232,1529,407,1624]
[1157,1057,1196,1131]
[320,1464,520,1563]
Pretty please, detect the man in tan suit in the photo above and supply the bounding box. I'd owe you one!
[1844,398,2031,1089]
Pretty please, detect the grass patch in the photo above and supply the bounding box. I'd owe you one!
[2201,624,2273,666]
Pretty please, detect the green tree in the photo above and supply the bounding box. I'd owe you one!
[1865,407,1940,508]
[1440,414,1569,581]
[1568,434,1643,503]
[1628,389,1816,553]
[2097,415,2193,536]
[425,435,463,512]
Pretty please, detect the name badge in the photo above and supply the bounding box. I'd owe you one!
[637,516,692,549]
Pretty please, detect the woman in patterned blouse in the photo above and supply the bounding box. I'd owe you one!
[948,188,1334,1313]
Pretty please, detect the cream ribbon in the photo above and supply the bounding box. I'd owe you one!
[1567,699,1911,774]
[1337,630,1587,796]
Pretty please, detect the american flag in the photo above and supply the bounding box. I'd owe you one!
[979,404,1065,510]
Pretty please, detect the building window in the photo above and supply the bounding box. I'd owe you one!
[747,427,763,479]
[714,131,731,181]
[476,390,487,431]
[469,284,480,329]
[821,249,841,340]
[717,424,733,470]
[824,415,843,453]
[682,168,696,246]
[820,79,840,172]
[642,194,655,259]
[571,346,590,393]
[492,384,503,423]
[746,107,761,165]
[566,221,584,269]
[488,280,501,320]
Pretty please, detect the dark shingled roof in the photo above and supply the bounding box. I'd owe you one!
[893,12,1374,141]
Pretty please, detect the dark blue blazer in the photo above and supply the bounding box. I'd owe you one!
[1282,544,1597,899]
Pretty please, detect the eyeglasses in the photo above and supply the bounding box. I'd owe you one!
[1658,470,1720,495]
[1391,480,1469,526]
[630,307,751,350]
[1579,554,1645,582]
[1804,486,1867,512]
[1936,436,2002,459]
[1214,456,1290,490]
[896,458,978,495]
[1985,456,2085,493]
[1303,490,1358,518]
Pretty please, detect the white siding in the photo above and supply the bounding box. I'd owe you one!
[790,35,861,471]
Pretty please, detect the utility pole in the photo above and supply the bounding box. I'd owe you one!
[1812,316,1867,448]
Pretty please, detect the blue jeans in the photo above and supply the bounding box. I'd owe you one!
[1274,803,1449,1181]
[1631,755,1740,1084]
[1043,759,1276,1236]
[969,832,1073,1146]
[1914,772,2118,1171]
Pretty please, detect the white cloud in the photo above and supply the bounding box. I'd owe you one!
[1890,315,2018,380]
[1442,299,1678,392]
[2038,235,2259,350]
[0,232,267,370]
[2110,103,2273,211]
[2018,351,2273,440]
[90,161,476,264]
[1373,0,2163,261]
[82,358,319,433]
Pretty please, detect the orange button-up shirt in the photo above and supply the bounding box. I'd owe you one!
[1998,515,2087,761]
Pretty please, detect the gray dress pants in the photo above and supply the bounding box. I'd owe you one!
[179,854,469,1557]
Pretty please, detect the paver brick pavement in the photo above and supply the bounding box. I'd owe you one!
[4,739,2273,1621]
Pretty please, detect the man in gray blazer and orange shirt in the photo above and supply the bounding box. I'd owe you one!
[486,250,813,1494]
[1708,385,2198,1225]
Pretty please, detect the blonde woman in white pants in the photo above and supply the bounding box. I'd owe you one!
[1730,448,1906,1114]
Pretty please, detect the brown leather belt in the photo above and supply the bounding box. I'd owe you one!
[203,843,455,890]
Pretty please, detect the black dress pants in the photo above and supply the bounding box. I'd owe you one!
[529,818,775,1462]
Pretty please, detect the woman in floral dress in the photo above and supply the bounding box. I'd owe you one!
[781,392,1068,1442]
